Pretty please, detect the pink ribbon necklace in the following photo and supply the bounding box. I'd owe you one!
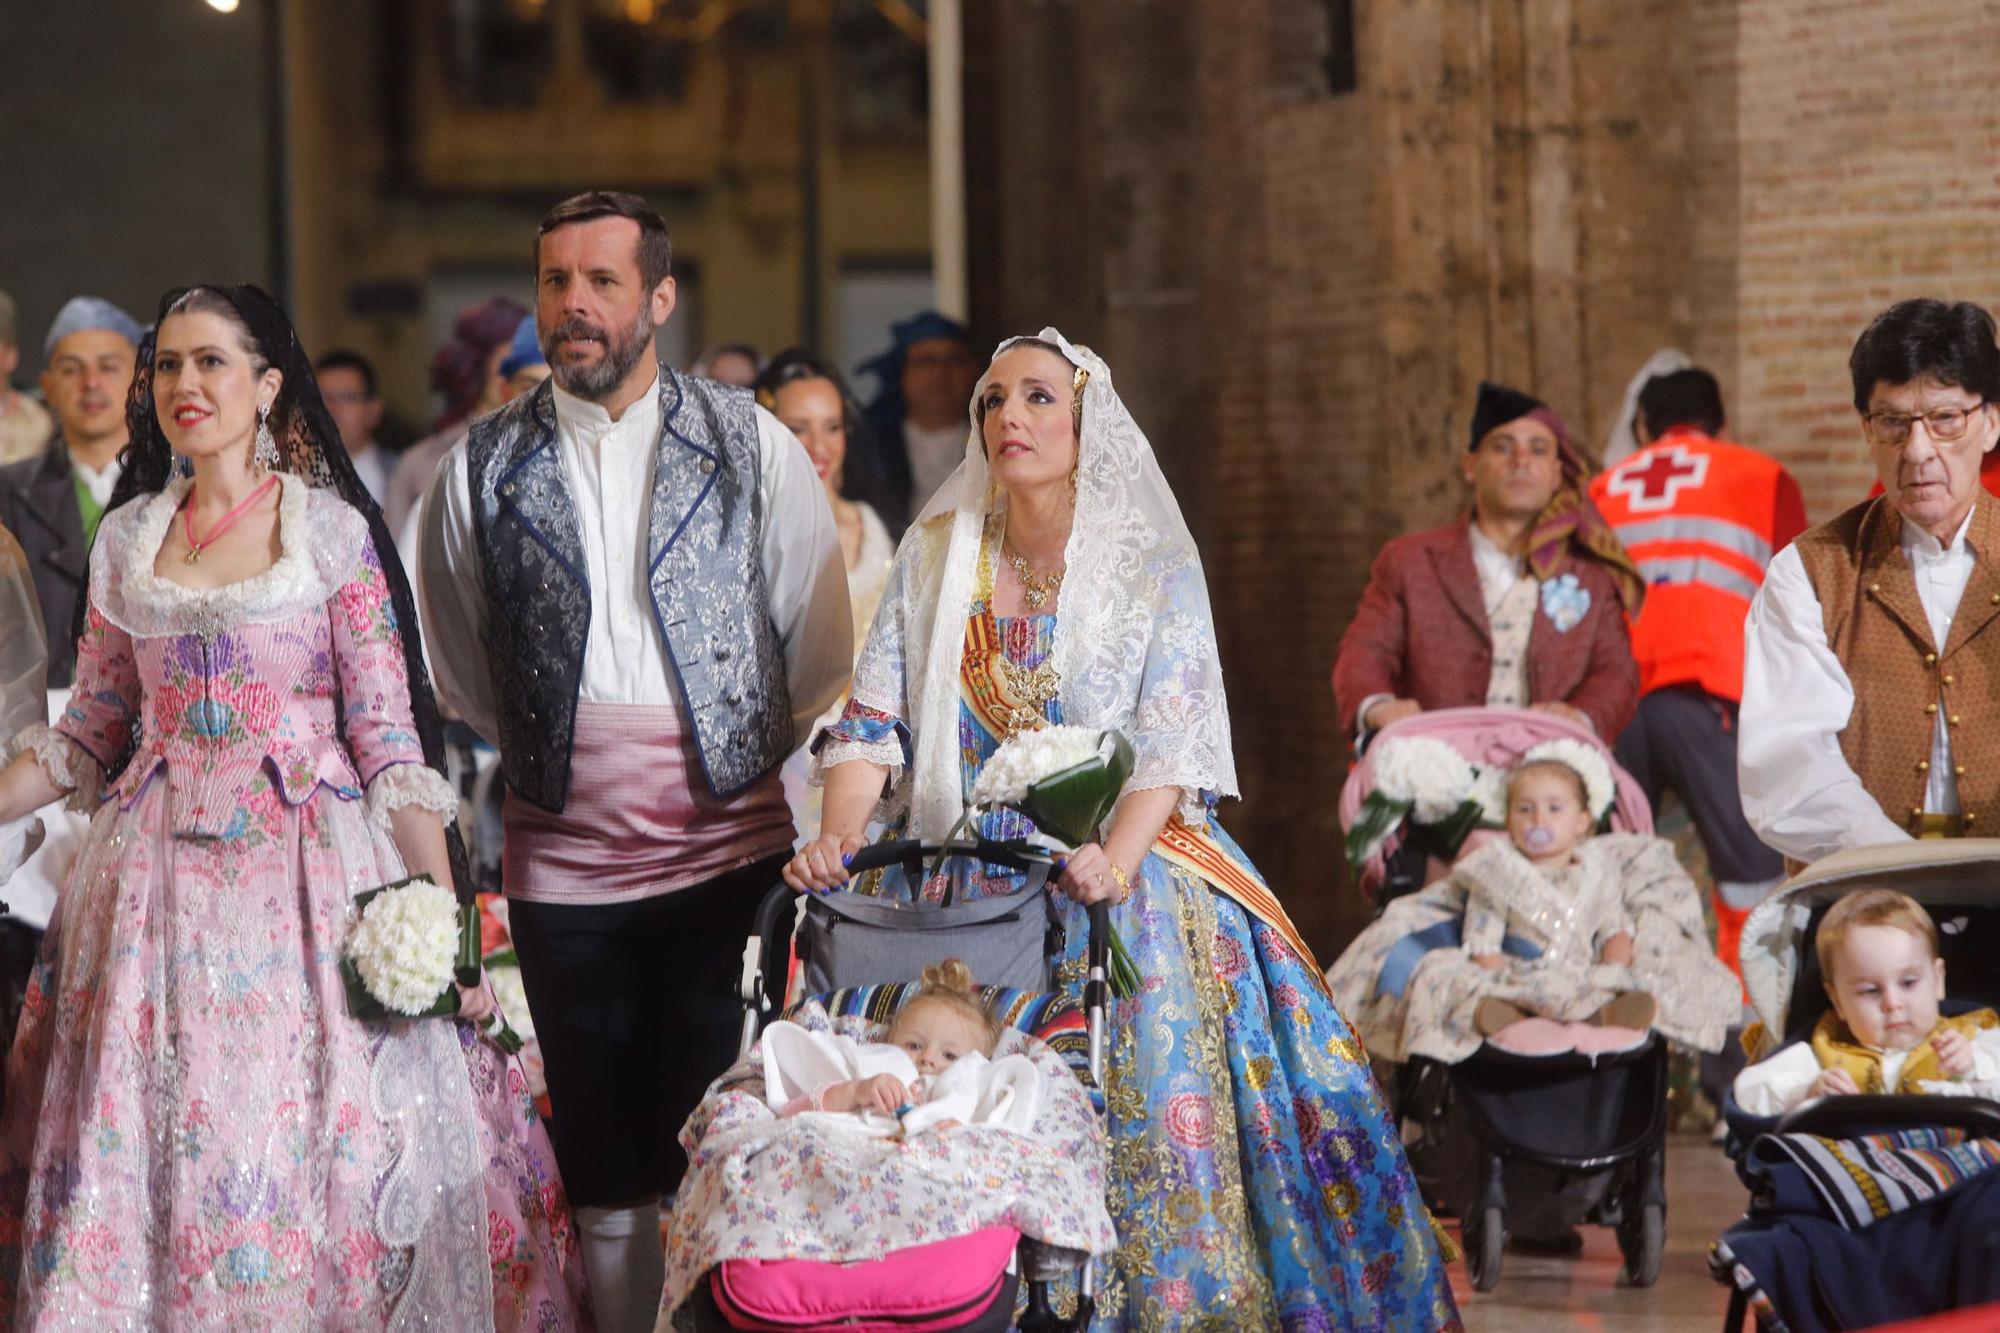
[181,476,279,564]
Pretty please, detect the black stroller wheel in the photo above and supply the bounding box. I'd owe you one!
[1619,1200,1664,1287]
[1468,1205,1505,1292]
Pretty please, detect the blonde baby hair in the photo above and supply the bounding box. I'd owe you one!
[896,958,1004,1054]
[1816,888,1940,985]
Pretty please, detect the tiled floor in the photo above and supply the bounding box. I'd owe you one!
[1444,1135,1742,1332]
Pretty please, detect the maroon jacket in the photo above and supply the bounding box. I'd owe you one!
[1332,516,1639,742]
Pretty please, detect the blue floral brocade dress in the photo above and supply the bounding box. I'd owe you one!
[823,603,1461,1333]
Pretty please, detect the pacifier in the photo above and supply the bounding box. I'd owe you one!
[1522,825,1558,853]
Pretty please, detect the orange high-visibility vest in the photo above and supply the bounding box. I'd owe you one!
[1589,427,1807,703]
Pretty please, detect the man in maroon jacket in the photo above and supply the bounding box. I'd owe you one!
[1334,382,1643,748]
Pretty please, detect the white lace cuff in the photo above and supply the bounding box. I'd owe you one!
[7,723,104,812]
[364,762,460,830]
[811,736,906,786]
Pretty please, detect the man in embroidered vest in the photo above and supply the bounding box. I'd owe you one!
[1741,298,2000,866]
[0,296,142,687]
[417,191,850,1332]
[1333,381,1644,750]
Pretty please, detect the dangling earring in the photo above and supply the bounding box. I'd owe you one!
[173,453,194,480]
[254,402,279,473]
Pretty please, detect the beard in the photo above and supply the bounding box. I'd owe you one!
[543,304,654,401]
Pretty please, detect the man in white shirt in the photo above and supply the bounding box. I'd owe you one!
[1741,298,2000,866]
[0,296,141,685]
[418,191,849,1332]
[313,350,392,510]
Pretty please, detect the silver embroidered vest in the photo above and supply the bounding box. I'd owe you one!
[464,372,792,812]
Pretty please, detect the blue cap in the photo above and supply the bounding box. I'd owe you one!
[498,315,545,380]
[43,295,143,357]
[857,310,970,380]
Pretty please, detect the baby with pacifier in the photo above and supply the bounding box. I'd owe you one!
[1466,754,1662,1043]
[1734,889,2000,1115]
[1327,742,1738,1065]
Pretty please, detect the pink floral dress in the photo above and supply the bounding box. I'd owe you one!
[0,476,587,1330]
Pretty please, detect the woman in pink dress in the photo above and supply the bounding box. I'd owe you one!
[0,284,587,1329]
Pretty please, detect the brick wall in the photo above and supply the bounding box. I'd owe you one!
[1722,0,2000,518]
[964,0,2000,958]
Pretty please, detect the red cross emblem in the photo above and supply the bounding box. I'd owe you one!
[1608,443,1709,512]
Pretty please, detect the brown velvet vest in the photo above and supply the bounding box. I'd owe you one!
[1793,493,2000,835]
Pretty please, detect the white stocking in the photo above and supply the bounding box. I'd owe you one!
[574,1202,666,1333]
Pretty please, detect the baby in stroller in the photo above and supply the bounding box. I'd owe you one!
[659,959,1116,1327]
[766,960,1041,1136]
[1713,845,2000,1331]
[1733,889,2000,1114]
[1330,742,1740,1064]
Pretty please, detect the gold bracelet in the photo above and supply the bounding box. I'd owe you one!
[1108,863,1133,905]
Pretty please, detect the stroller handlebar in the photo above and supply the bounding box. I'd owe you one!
[843,836,1062,876]
[746,844,1116,1085]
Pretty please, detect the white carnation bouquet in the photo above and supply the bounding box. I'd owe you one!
[968,725,1109,812]
[1346,735,1491,876]
[342,875,520,1050]
[959,724,1142,998]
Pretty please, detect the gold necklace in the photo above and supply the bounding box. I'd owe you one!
[1005,545,1064,611]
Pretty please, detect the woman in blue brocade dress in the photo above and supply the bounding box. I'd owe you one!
[784,330,1461,1332]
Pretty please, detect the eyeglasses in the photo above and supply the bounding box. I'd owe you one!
[1864,401,1987,446]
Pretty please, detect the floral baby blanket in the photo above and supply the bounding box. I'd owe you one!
[661,1003,1117,1318]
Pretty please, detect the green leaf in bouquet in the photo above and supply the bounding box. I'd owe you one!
[1404,798,1487,863]
[1108,927,1143,1000]
[1344,791,1415,878]
[341,956,460,1022]
[482,1015,526,1055]
[1017,731,1136,848]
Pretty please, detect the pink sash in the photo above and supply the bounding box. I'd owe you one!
[503,701,792,905]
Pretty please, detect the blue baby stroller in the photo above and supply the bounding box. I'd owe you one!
[1713,840,2000,1332]
[673,836,1113,1333]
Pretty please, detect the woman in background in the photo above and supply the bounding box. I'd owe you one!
[756,350,896,840]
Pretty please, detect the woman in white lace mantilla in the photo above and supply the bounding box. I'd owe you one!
[0,284,585,1329]
[785,331,1461,1331]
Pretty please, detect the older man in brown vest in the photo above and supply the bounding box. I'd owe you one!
[1741,299,2000,865]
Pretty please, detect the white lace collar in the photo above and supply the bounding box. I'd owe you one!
[99,473,365,636]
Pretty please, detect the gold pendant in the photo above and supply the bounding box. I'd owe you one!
[184,545,203,565]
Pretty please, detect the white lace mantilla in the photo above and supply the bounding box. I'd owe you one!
[853,329,1237,838]
[92,474,370,639]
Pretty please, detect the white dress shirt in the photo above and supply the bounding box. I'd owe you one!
[1740,509,1976,864]
[416,370,852,756]
[1733,1024,2000,1116]
[349,442,391,510]
[904,420,968,521]
[1468,522,1528,611]
[71,454,121,510]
